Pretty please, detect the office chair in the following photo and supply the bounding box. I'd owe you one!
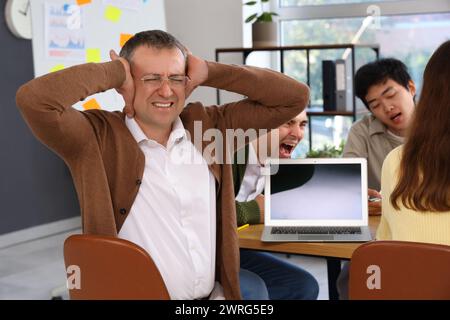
[63,234,170,299]
[349,240,450,300]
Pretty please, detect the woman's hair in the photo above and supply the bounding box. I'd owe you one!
[390,40,450,212]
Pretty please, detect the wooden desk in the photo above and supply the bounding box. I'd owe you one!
[238,216,380,299]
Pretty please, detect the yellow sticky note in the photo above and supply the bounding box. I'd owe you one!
[76,0,91,5]
[104,5,122,23]
[82,98,101,110]
[50,64,65,72]
[86,48,101,63]
[120,33,134,47]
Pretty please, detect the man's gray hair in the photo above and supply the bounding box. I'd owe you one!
[119,30,187,65]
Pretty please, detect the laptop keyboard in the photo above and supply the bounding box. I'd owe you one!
[271,226,362,235]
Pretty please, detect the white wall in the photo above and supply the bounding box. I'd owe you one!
[165,0,244,105]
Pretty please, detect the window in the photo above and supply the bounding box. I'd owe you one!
[281,0,396,6]
[274,0,450,156]
[282,13,450,94]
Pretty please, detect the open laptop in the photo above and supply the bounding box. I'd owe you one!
[261,158,372,242]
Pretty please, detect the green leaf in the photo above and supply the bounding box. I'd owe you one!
[245,13,258,23]
[256,12,273,22]
[306,141,345,158]
[261,0,270,2]
[244,1,257,5]
[269,12,279,16]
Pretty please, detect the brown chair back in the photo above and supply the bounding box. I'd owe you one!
[64,234,170,300]
[349,240,450,300]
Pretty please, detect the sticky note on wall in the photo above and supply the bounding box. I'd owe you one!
[76,0,92,5]
[105,5,122,23]
[86,48,101,63]
[50,64,65,72]
[120,33,134,47]
[82,98,101,110]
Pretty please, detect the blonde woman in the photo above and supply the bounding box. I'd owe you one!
[377,40,450,245]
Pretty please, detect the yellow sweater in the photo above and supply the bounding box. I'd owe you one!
[376,146,450,245]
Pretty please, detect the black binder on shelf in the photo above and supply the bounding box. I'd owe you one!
[322,59,347,111]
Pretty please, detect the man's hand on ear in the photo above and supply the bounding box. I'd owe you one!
[184,53,208,99]
[110,50,135,118]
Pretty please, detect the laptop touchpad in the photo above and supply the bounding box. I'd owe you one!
[298,235,334,241]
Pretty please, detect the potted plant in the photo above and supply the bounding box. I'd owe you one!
[244,0,279,48]
[306,141,345,158]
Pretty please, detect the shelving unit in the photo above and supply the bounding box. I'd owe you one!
[215,44,379,150]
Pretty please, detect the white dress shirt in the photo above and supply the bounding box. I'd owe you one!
[235,143,265,201]
[118,116,216,300]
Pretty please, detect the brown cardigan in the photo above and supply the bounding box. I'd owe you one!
[15,60,309,299]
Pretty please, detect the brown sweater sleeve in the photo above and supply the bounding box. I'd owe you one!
[202,61,310,133]
[15,61,125,159]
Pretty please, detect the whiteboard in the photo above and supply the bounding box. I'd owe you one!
[30,0,166,111]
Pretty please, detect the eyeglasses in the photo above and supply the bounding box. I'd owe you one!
[140,74,188,88]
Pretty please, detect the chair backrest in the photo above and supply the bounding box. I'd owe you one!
[64,234,170,300]
[349,240,450,300]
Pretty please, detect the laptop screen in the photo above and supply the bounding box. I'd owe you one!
[265,158,368,226]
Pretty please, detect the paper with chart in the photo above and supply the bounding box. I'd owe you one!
[45,3,86,60]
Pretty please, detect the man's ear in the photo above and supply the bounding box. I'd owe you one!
[408,79,416,96]
[128,61,136,80]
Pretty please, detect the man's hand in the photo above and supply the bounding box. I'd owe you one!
[368,188,381,199]
[109,50,135,118]
[255,194,265,224]
[184,53,208,99]
[368,188,382,216]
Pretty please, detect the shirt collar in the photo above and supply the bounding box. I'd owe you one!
[368,114,388,136]
[167,117,187,147]
[125,116,148,144]
[125,116,186,147]
[367,114,405,144]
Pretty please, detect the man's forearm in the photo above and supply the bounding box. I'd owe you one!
[198,61,310,135]
[15,61,125,159]
[16,61,125,116]
[203,61,309,111]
